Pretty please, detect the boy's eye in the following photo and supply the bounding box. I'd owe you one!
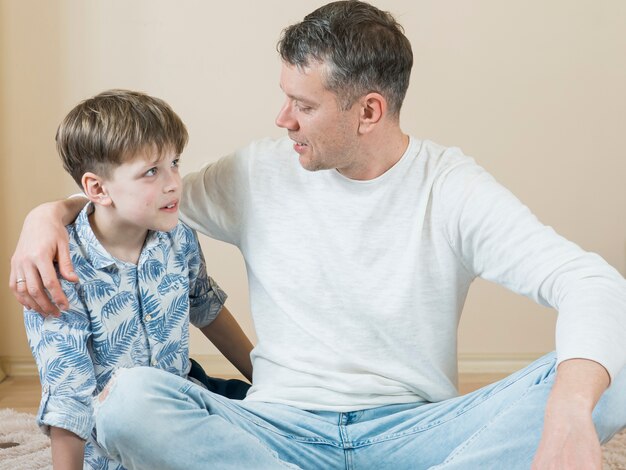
[171,158,180,168]
[145,167,157,177]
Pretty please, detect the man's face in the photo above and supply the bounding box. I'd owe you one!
[276,61,363,176]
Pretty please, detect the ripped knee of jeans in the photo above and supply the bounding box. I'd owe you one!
[95,368,126,410]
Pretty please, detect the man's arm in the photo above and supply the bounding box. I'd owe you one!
[435,157,625,467]
[199,305,254,382]
[50,427,85,470]
[532,359,609,470]
[10,197,87,316]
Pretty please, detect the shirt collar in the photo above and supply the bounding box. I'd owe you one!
[74,203,167,270]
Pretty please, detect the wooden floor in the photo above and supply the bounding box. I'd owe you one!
[0,373,507,415]
[0,376,42,413]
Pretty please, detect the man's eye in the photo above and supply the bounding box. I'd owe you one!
[295,102,311,113]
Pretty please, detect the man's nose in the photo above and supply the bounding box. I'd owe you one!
[275,100,299,131]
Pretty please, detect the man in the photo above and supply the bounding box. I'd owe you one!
[10,2,626,469]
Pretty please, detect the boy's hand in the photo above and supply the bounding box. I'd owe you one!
[10,201,81,317]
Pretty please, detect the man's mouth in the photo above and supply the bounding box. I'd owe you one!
[293,140,308,154]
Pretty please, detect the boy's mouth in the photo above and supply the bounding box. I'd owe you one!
[161,201,178,211]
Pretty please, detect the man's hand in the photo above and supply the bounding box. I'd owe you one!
[531,359,609,470]
[9,199,86,316]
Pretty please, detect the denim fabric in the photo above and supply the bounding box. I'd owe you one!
[95,353,626,470]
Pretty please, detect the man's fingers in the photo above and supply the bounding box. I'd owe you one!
[9,260,42,314]
[10,272,53,317]
[56,241,79,283]
[15,289,49,317]
[23,267,61,317]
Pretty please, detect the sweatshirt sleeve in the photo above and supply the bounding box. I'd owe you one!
[435,152,626,382]
[179,148,250,246]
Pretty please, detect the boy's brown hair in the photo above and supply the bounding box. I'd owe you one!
[56,89,188,186]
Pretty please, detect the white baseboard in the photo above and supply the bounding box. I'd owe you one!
[193,353,544,378]
[457,353,544,375]
[0,353,546,379]
[0,356,38,377]
[0,355,246,379]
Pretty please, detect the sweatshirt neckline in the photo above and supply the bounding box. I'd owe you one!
[329,136,421,186]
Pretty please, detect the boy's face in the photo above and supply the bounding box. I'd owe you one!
[101,146,181,233]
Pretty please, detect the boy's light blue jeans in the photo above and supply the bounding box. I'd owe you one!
[95,353,625,470]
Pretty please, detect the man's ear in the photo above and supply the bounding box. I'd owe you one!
[81,172,112,206]
[358,92,386,134]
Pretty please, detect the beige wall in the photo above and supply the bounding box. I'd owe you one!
[1,1,625,372]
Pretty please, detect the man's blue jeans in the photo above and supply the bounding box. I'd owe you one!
[94,353,626,469]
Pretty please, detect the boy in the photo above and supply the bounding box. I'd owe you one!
[23,89,252,469]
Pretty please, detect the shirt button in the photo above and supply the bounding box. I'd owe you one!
[145,315,152,321]
[151,359,157,366]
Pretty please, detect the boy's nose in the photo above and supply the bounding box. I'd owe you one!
[164,173,180,192]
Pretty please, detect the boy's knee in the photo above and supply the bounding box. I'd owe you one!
[95,367,167,453]
[98,367,151,402]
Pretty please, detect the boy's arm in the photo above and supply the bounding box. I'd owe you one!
[50,427,85,470]
[184,226,253,381]
[200,305,253,382]
[11,197,87,316]
[24,279,98,448]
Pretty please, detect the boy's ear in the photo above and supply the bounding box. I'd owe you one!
[357,92,386,134]
[82,172,112,206]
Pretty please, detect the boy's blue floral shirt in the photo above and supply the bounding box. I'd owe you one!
[24,203,226,469]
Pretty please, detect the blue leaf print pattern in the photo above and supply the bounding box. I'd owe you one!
[139,258,165,282]
[173,249,187,271]
[23,207,225,470]
[102,265,122,289]
[86,243,115,268]
[168,293,190,326]
[156,341,181,371]
[44,356,68,383]
[71,250,97,281]
[24,311,43,332]
[92,316,139,366]
[139,289,161,318]
[151,293,189,343]
[61,283,82,308]
[101,292,135,319]
[157,274,186,295]
[80,280,116,303]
